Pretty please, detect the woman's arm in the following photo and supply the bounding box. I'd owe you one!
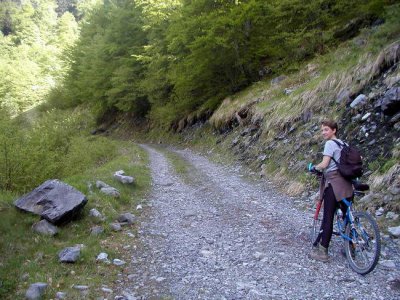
[315,156,331,171]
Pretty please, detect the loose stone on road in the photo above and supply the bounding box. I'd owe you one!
[116,145,399,299]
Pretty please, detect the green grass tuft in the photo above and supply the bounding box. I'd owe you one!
[0,142,150,299]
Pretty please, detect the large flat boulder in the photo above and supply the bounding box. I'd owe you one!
[14,179,87,224]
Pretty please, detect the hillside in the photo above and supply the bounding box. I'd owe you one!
[122,5,400,232]
[1,1,400,298]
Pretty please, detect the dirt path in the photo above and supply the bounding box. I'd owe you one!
[116,145,400,300]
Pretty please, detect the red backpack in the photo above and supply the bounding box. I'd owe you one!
[332,140,363,180]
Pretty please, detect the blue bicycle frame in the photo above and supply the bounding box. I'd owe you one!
[334,198,354,242]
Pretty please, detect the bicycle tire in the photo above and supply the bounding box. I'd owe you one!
[310,218,321,246]
[344,211,381,275]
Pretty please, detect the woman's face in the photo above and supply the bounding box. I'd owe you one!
[321,125,336,140]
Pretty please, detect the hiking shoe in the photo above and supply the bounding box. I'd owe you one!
[308,245,330,262]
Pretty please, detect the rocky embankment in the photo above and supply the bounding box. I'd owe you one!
[175,42,400,238]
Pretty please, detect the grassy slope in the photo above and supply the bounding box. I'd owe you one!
[210,4,400,134]
[206,4,400,175]
[0,141,150,299]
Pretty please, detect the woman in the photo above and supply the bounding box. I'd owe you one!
[309,120,353,262]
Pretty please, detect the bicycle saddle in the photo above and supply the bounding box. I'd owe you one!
[353,181,369,191]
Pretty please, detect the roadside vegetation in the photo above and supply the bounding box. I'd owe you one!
[0,108,151,299]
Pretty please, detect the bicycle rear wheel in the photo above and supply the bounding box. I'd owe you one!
[345,211,381,275]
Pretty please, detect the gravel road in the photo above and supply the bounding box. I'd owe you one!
[116,145,400,300]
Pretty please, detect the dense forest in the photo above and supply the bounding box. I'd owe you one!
[1,0,391,122]
[58,0,390,128]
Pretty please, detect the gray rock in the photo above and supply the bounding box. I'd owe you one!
[21,273,30,282]
[389,185,400,195]
[101,186,120,198]
[386,212,399,220]
[232,137,240,146]
[73,285,89,296]
[370,124,377,134]
[96,180,108,189]
[388,225,400,237]
[350,94,367,108]
[253,252,265,260]
[90,226,104,236]
[113,259,126,266]
[258,154,267,162]
[118,213,136,224]
[97,252,111,264]
[389,111,400,124]
[55,292,67,299]
[102,287,113,293]
[89,208,104,220]
[114,170,135,184]
[58,246,81,263]
[352,114,362,122]
[336,89,351,104]
[32,219,58,236]
[25,282,47,300]
[284,88,294,95]
[14,179,87,225]
[116,291,137,300]
[110,222,122,231]
[241,128,251,136]
[375,87,400,116]
[384,194,394,203]
[106,187,122,200]
[271,75,287,85]
[361,112,372,121]
[375,207,384,217]
[359,193,374,203]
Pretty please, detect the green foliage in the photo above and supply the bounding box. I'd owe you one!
[61,135,117,176]
[54,0,390,127]
[57,0,151,118]
[369,157,398,174]
[0,0,80,115]
[0,108,119,193]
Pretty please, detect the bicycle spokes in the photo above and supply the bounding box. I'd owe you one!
[345,212,381,275]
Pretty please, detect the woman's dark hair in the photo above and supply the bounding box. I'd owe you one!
[321,120,338,133]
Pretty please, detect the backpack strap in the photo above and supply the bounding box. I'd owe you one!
[332,139,345,148]
[330,139,346,165]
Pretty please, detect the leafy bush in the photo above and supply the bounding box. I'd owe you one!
[61,136,117,177]
[0,108,120,193]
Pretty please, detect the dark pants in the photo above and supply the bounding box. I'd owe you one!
[320,184,348,248]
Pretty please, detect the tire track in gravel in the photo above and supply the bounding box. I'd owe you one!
[116,145,400,300]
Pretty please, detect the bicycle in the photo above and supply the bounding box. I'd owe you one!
[309,169,381,275]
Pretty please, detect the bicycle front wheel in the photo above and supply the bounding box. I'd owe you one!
[310,218,321,246]
[345,211,381,275]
